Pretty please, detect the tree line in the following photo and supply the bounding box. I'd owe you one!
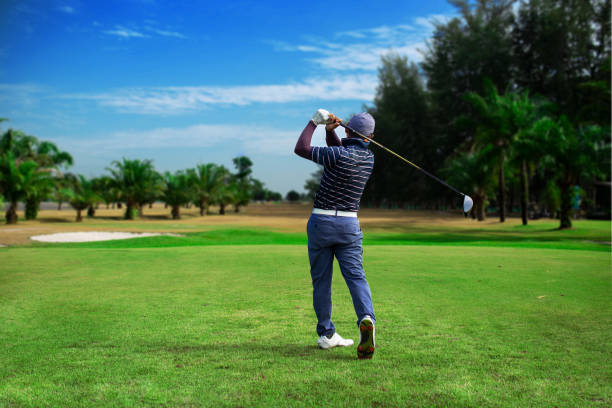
[0,125,282,224]
[357,0,610,229]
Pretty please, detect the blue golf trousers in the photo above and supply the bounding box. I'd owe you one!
[307,213,375,337]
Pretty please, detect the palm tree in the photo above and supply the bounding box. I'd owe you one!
[188,163,223,216]
[211,166,234,215]
[51,173,76,210]
[543,116,608,229]
[161,171,193,220]
[1,129,73,219]
[466,80,554,223]
[0,153,44,224]
[91,176,120,209]
[511,115,556,225]
[444,146,497,221]
[465,80,516,222]
[107,158,159,220]
[68,175,101,222]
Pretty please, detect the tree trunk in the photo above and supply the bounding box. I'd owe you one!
[138,203,144,218]
[25,198,38,220]
[5,201,18,224]
[559,180,573,229]
[124,202,135,220]
[498,158,506,222]
[199,198,206,216]
[171,205,180,220]
[57,201,62,210]
[219,203,225,215]
[234,204,240,213]
[76,208,83,222]
[520,160,529,226]
[475,190,486,221]
[87,205,95,218]
[149,202,153,209]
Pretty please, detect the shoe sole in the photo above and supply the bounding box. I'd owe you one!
[357,319,374,359]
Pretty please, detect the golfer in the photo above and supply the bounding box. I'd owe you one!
[294,109,376,359]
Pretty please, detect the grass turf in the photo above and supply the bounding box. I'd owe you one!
[22,219,612,252]
[1,220,611,406]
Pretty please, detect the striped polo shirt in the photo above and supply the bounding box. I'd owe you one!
[310,137,374,212]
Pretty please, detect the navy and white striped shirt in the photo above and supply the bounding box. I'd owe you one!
[310,138,374,212]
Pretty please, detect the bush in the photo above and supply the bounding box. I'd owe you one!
[285,190,300,202]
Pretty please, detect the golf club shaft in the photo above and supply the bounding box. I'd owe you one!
[339,123,465,197]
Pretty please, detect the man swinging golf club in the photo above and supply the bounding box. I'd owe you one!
[294,109,376,359]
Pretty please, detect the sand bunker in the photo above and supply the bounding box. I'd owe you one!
[30,232,182,243]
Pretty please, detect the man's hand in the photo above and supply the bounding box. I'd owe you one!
[311,109,331,125]
[325,113,342,131]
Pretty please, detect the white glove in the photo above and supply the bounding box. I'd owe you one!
[311,109,330,125]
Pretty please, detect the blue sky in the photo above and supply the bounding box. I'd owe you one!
[0,0,456,195]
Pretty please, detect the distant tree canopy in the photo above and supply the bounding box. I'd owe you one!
[362,0,610,228]
[0,133,284,223]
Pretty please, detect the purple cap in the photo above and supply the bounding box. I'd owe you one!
[346,112,375,137]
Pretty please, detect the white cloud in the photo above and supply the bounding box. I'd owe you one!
[273,13,457,71]
[0,83,47,106]
[58,5,76,14]
[101,22,187,40]
[65,74,378,114]
[151,29,187,39]
[104,26,147,38]
[53,123,299,156]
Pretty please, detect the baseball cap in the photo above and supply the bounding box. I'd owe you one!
[345,112,375,137]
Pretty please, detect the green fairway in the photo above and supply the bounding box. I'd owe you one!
[24,219,612,252]
[1,221,611,407]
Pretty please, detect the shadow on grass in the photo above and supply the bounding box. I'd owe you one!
[36,217,73,223]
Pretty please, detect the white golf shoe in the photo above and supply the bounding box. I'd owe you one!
[317,333,354,349]
[357,316,375,359]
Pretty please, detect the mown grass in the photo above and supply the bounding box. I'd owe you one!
[24,219,611,252]
[1,219,611,407]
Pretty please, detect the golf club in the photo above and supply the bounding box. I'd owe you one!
[340,122,474,215]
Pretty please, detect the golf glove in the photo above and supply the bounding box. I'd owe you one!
[311,109,330,125]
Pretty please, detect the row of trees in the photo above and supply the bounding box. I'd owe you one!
[0,125,282,224]
[358,0,610,229]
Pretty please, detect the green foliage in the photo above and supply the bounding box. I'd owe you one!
[304,166,323,200]
[513,0,611,122]
[285,190,300,202]
[0,127,73,220]
[0,153,44,224]
[67,175,101,222]
[107,158,160,219]
[364,54,440,207]
[161,170,193,219]
[422,0,516,154]
[444,146,497,220]
[90,176,119,208]
[232,155,253,181]
[541,116,609,228]
[188,163,223,215]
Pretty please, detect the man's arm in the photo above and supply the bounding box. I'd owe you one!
[294,121,316,159]
[325,129,341,147]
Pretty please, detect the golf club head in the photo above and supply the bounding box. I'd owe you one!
[463,195,473,216]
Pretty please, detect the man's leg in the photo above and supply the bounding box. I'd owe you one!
[307,219,336,337]
[335,236,375,327]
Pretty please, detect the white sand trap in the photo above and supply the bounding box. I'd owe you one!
[30,232,182,243]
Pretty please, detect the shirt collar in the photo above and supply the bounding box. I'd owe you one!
[342,137,370,149]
